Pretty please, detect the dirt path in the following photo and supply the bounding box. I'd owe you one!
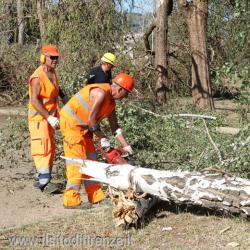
[0,110,86,231]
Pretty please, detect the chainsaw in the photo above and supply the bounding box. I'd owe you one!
[98,145,133,164]
[98,144,158,222]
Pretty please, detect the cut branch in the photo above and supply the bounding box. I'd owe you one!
[202,119,223,163]
[128,103,216,120]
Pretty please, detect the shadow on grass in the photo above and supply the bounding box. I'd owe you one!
[136,199,250,230]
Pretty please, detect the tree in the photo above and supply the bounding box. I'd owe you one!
[0,0,16,44]
[143,0,173,104]
[17,0,25,45]
[177,0,214,110]
[36,0,47,43]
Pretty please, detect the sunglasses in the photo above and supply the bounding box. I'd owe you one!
[49,56,59,60]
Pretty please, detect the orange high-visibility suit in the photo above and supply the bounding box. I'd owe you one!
[60,83,115,207]
[28,65,59,186]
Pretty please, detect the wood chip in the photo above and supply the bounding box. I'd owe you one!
[162,227,173,232]
[219,226,231,234]
[8,189,14,194]
[226,242,240,248]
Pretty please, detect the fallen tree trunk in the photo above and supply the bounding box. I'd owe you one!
[62,157,250,221]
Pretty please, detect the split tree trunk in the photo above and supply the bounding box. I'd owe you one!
[178,0,214,110]
[71,159,250,217]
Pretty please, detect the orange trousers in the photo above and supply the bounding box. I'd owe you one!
[28,120,55,186]
[60,116,105,207]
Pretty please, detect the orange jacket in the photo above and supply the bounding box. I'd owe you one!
[28,66,59,121]
[60,83,116,134]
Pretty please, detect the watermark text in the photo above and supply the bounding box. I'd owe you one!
[8,234,132,247]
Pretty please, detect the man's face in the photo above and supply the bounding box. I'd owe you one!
[103,63,114,72]
[45,55,59,69]
[113,87,129,100]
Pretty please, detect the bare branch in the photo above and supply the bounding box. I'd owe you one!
[202,119,223,163]
[128,103,217,120]
[143,21,156,55]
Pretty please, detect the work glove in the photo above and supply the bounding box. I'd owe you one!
[100,138,111,150]
[123,145,133,155]
[47,115,59,129]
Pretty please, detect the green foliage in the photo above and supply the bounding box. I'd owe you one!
[0,42,37,99]
[43,0,129,96]
[1,99,249,179]
[115,100,249,176]
[222,124,250,177]
[209,0,249,88]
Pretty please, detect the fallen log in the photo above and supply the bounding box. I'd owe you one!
[62,157,250,226]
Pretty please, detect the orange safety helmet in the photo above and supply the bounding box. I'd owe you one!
[113,73,134,92]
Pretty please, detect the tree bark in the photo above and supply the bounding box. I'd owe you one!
[143,22,156,55]
[62,157,250,218]
[143,0,173,105]
[36,0,47,43]
[0,2,15,44]
[154,0,169,104]
[178,0,214,110]
[17,0,25,45]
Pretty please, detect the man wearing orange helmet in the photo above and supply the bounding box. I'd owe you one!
[84,52,116,85]
[28,45,68,194]
[60,73,134,209]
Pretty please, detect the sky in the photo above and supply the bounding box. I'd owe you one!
[116,0,155,14]
[52,0,155,14]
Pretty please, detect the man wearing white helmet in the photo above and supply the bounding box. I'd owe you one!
[85,52,116,85]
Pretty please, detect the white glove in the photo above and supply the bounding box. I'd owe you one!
[123,145,133,155]
[47,115,59,129]
[100,138,110,149]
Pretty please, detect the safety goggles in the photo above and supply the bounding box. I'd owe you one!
[49,56,59,60]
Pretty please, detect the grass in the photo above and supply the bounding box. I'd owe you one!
[0,206,249,249]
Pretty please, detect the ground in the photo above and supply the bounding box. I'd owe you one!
[0,107,87,231]
[0,102,249,249]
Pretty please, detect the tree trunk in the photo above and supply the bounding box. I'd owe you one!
[17,0,25,45]
[143,0,173,105]
[36,0,47,43]
[154,0,169,104]
[178,0,214,110]
[0,1,15,44]
[63,157,250,218]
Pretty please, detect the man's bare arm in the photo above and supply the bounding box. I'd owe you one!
[59,87,69,104]
[87,88,106,139]
[107,110,119,134]
[108,110,129,148]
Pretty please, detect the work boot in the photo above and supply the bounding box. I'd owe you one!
[33,180,40,189]
[33,174,40,189]
[42,182,61,194]
[63,202,93,210]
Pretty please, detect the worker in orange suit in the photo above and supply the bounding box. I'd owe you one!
[60,73,134,209]
[28,45,68,194]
